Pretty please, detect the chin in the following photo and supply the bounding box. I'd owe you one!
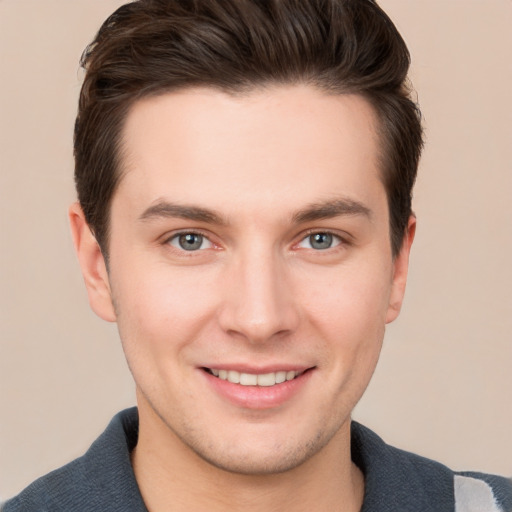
[175,420,343,476]
[193,444,319,476]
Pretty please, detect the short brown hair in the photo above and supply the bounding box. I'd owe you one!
[75,0,423,257]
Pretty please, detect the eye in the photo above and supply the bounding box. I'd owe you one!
[298,232,342,250]
[168,232,213,251]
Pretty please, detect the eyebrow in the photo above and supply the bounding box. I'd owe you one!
[138,200,227,225]
[291,198,372,224]
[138,197,371,226]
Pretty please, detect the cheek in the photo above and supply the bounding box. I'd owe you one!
[298,260,393,330]
[110,259,220,353]
[297,260,391,381]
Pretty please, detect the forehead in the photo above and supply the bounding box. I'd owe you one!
[116,85,385,220]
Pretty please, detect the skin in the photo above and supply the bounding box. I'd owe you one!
[70,85,415,512]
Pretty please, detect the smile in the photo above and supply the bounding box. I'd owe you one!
[205,368,304,387]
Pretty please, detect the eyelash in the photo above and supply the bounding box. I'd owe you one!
[295,229,349,252]
[163,229,349,254]
[163,230,216,254]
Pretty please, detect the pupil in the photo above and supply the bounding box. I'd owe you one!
[311,233,332,250]
[179,233,202,251]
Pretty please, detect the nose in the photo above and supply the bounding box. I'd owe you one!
[218,248,300,344]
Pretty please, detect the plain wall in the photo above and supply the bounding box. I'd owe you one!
[1,0,511,499]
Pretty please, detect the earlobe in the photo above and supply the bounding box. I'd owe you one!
[385,215,416,324]
[68,202,117,322]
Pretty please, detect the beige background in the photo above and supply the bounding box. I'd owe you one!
[1,0,511,500]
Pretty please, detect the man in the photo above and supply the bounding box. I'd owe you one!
[3,1,511,511]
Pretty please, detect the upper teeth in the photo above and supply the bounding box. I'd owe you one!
[210,369,300,387]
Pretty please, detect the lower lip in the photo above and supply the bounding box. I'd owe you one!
[201,369,314,410]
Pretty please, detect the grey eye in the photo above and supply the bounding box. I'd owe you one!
[170,233,211,251]
[309,233,333,250]
[298,232,341,250]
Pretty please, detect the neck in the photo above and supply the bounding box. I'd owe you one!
[132,399,364,512]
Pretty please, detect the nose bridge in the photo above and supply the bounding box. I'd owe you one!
[219,241,298,342]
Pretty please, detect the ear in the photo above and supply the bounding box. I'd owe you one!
[385,215,416,324]
[69,202,117,322]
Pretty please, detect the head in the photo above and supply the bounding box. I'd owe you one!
[70,0,421,478]
[74,0,423,260]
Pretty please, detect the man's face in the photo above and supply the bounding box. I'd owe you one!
[87,86,412,474]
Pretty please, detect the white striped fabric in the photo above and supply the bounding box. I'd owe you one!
[455,475,502,512]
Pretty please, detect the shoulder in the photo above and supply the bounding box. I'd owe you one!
[351,421,512,512]
[1,408,146,512]
[1,456,89,512]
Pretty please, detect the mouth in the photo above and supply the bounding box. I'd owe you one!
[202,368,309,387]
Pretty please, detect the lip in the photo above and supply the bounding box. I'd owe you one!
[200,365,315,410]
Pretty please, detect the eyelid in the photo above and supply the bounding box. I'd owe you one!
[294,229,351,250]
[160,227,352,253]
[163,229,217,251]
